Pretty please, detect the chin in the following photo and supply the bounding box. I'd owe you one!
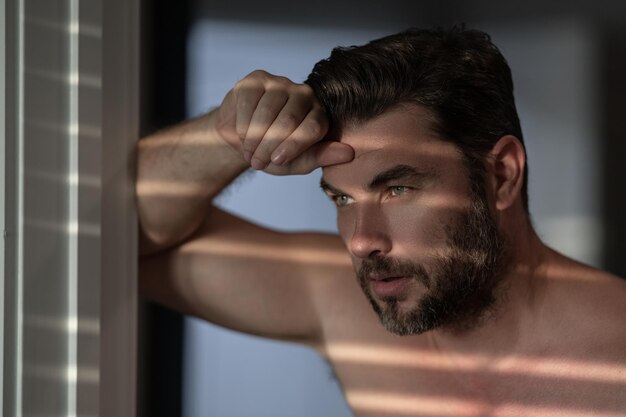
[372,296,440,336]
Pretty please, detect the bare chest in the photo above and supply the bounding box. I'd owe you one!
[318,270,626,417]
[324,342,626,417]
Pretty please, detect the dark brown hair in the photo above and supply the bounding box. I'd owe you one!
[306,26,528,211]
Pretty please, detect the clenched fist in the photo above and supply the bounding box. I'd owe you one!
[214,70,354,175]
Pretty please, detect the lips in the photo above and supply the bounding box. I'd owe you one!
[369,274,405,282]
[370,275,412,298]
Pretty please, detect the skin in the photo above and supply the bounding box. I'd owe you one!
[137,71,626,417]
[322,105,510,336]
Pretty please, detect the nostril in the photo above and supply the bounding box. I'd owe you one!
[349,208,391,258]
[350,232,390,259]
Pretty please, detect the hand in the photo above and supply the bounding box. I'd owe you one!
[214,70,354,175]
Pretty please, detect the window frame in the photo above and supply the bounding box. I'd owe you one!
[2,1,139,415]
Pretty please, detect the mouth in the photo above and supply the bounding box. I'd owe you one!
[369,275,413,298]
[369,274,407,282]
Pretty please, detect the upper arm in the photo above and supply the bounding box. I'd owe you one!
[139,206,353,347]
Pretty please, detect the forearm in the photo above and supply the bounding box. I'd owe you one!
[136,70,353,254]
[136,109,248,253]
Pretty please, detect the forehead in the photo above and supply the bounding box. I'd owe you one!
[323,105,464,186]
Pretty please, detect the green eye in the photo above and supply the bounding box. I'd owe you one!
[334,195,353,207]
[390,186,409,196]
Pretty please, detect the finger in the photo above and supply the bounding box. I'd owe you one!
[267,106,328,167]
[265,141,354,175]
[250,92,313,170]
[233,78,265,141]
[297,141,355,173]
[242,88,289,161]
[313,141,356,167]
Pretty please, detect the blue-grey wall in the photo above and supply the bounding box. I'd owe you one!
[183,17,603,417]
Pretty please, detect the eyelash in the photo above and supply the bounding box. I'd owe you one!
[389,186,410,197]
[331,194,353,207]
[329,186,412,207]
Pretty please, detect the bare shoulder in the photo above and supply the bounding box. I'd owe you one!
[547,255,626,355]
[563,262,626,316]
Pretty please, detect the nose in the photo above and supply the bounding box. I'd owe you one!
[348,205,392,259]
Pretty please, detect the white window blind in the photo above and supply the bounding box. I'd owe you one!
[2,1,138,416]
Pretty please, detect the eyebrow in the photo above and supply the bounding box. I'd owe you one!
[319,178,343,195]
[320,164,434,195]
[368,164,433,190]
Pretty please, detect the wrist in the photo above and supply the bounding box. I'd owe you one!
[199,109,250,172]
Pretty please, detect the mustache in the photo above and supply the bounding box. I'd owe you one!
[357,256,431,289]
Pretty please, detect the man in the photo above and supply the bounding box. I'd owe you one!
[137,27,626,416]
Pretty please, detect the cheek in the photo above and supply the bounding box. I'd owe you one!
[336,209,355,242]
[385,195,466,256]
[334,190,469,257]
[385,206,443,252]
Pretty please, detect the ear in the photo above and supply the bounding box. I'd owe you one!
[487,135,526,211]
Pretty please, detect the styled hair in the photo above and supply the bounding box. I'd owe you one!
[305,26,529,212]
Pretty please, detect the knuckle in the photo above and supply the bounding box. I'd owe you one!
[264,83,289,98]
[266,77,294,92]
[234,83,263,103]
[234,75,250,91]
[248,69,269,79]
[233,77,245,89]
[274,75,292,85]
[298,83,315,99]
[290,86,314,105]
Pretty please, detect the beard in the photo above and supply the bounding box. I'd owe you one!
[356,188,509,336]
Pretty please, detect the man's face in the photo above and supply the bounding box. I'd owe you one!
[321,105,507,335]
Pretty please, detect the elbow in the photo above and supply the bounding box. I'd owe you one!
[138,217,190,257]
